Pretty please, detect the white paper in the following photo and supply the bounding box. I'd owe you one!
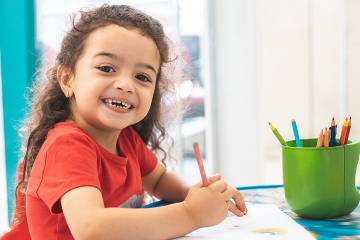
[175,204,315,240]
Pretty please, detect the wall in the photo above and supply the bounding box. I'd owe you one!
[0,52,9,230]
[207,0,360,186]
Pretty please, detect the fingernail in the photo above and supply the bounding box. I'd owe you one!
[238,211,244,216]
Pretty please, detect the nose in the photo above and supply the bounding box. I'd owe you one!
[114,75,134,93]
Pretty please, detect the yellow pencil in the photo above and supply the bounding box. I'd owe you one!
[344,117,352,144]
[268,122,287,146]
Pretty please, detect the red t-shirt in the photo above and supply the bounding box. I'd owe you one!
[5,122,157,240]
[0,162,32,240]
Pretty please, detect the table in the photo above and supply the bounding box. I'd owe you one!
[145,185,360,239]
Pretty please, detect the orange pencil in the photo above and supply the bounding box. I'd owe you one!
[316,129,324,148]
[339,117,348,145]
[323,128,329,147]
[344,117,352,144]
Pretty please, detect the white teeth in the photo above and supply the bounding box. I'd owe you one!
[104,99,132,109]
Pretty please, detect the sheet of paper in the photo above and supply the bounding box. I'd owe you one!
[175,204,315,240]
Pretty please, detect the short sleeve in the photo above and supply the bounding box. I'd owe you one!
[130,128,157,177]
[36,134,101,214]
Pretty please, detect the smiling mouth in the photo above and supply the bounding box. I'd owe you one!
[102,98,134,110]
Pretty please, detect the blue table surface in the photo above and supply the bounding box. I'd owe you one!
[145,185,360,240]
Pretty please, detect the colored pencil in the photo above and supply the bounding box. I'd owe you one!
[344,117,352,144]
[339,117,348,145]
[291,119,301,147]
[316,129,324,148]
[268,122,287,146]
[193,143,209,187]
[324,128,330,147]
[329,117,337,147]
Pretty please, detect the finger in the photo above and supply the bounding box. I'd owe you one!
[209,180,227,193]
[207,174,221,184]
[192,175,221,189]
[228,200,245,217]
[192,181,205,188]
[222,188,247,213]
[232,191,247,214]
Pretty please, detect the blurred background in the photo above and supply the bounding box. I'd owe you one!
[1,0,359,229]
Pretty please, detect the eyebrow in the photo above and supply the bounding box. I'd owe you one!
[94,52,119,60]
[93,51,158,75]
[137,63,158,75]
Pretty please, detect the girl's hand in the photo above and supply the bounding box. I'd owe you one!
[181,175,247,229]
[225,186,247,217]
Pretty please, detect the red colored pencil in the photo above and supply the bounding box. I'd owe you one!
[193,143,209,187]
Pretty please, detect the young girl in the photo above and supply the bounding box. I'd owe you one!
[1,4,246,240]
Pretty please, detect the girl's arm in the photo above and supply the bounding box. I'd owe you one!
[61,186,196,240]
[62,179,241,240]
[142,162,189,202]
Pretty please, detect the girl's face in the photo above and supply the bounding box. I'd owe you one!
[67,24,160,133]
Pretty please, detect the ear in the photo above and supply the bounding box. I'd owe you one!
[57,65,74,98]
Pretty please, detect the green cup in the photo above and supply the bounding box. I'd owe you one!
[282,139,360,219]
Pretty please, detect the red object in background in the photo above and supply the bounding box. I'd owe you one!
[0,161,31,240]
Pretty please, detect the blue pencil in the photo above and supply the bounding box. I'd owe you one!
[329,117,337,147]
[291,119,301,147]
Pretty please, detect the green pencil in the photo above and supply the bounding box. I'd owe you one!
[268,122,287,146]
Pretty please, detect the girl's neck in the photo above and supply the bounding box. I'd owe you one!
[67,119,122,156]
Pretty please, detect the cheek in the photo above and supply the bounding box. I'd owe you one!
[73,80,101,100]
[142,91,156,112]
[144,94,154,110]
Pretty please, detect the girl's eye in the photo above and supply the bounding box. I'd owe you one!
[97,65,115,73]
[135,73,151,83]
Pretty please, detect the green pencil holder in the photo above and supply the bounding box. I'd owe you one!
[282,139,360,219]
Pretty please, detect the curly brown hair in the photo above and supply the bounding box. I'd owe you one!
[19,4,173,190]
